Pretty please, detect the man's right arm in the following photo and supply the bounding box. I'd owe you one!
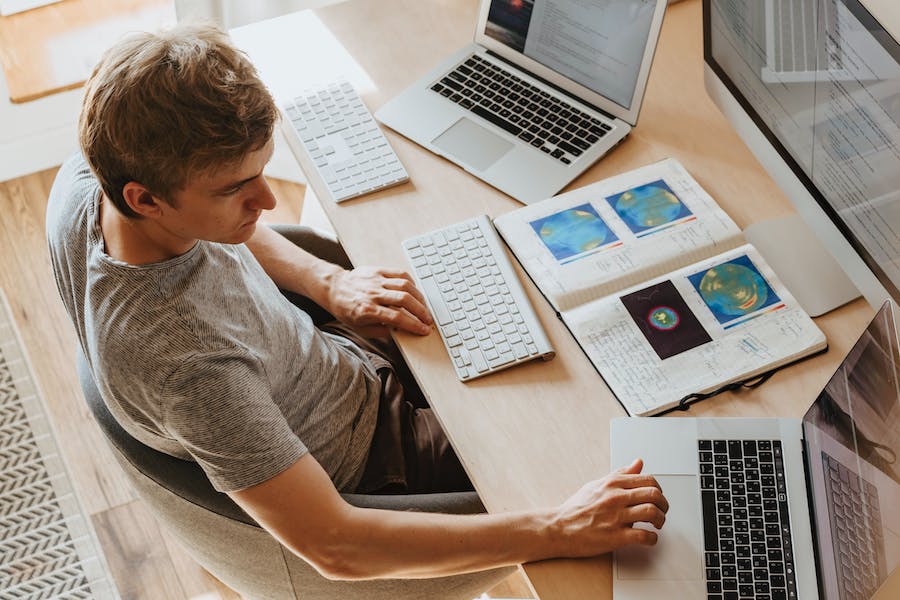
[230,453,668,581]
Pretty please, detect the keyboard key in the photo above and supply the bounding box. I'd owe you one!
[572,137,590,151]
[557,140,583,157]
[472,105,521,136]
[420,278,452,326]
[441,77,463,92]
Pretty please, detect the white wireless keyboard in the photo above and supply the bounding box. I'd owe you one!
[282,81,409,203]
[403,216,555,381]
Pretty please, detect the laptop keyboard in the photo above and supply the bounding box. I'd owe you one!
[429,54,613,165]
[821,452,886,600]
[699,440,798,600]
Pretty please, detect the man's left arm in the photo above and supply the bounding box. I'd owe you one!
[246,225,433,335]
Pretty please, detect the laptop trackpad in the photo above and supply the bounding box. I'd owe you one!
[432,117,513,171]
[616,475,704,581]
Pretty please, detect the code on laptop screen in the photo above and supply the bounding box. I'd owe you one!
[483,0,656,109]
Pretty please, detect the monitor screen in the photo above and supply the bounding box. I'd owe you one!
[802,301,900,598]
[483,0,657,109]
[705,0,900,304]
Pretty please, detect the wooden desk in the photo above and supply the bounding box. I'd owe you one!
[251,1,876,597]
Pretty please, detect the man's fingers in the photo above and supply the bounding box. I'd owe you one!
[383,290,432,327]
[617,473,663,492]
[371,305,432,336]
[626,487,670,513]
[383,277,427,305]
[331,267,436,333]
[381,290,433,327]
[614,458,643,475]
[624,504,666,529]
[376,268,415,280]
[622,527,659,547]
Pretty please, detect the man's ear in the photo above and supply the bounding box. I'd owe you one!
[122,182,167,218]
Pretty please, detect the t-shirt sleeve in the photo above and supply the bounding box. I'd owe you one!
[161,350,307,493]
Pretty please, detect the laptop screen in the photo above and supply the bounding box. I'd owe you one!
[802,301,900,598]
[482,0,658,110]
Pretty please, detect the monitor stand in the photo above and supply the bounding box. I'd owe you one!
[745,214,860,317]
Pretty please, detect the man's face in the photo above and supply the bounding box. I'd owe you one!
[158,138,277,245]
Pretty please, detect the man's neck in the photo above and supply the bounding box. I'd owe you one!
[99,196,196,265]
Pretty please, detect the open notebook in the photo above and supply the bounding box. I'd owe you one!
[494,158,826,415]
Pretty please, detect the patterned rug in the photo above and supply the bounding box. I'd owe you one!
[0,291,117,599]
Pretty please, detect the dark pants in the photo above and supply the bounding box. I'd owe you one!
[322,322,474,495]
[270,225,473,495]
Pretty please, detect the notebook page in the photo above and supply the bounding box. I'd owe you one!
[494,158,742,312]
[562,244,827,416]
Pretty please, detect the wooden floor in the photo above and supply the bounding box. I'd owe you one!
[0,167,531,599]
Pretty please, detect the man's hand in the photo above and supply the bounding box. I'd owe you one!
[548,458,669,557]
[244,227,432,335]
[324,266,433,336]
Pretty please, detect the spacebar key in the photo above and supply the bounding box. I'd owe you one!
[701,491,719,551]
[420,277,453,326]
[471,106,522,136]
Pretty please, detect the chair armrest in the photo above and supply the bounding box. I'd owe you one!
[341,491,485,515]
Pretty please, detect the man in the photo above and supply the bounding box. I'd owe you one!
[47,23,668,580]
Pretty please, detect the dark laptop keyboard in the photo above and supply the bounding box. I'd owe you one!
[821,452,886,600]
[699,440,798,600]
[429,54,613,165]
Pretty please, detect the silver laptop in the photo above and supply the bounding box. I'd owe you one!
[375,0,668,205]
[610,300,900,599]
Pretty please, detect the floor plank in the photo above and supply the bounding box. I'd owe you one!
[159,527,243,600]
[0,168,135,516]
[92,500,188,600]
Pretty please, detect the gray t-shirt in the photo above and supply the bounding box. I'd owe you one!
[47,155,381,493]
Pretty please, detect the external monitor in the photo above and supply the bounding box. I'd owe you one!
[703,0,900,315]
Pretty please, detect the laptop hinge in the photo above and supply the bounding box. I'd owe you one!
[483,49,618,122]
[800,440,827,600]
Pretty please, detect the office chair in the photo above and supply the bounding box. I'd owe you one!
[76,224,513,599]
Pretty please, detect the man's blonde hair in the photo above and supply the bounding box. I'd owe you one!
[79,23,277,218]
